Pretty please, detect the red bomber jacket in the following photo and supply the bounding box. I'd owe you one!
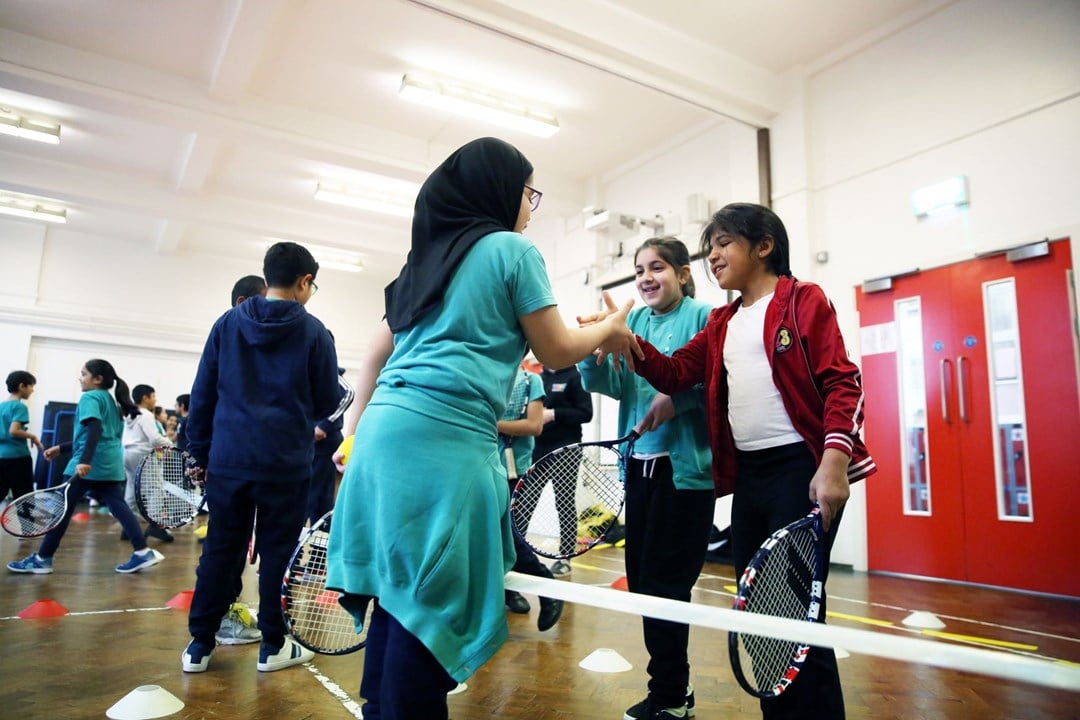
[635,275,876,498]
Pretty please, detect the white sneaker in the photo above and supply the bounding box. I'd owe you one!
[551,559,572,577]
[257,636,313,672]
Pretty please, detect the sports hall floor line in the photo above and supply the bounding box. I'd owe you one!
[304,663,364,718]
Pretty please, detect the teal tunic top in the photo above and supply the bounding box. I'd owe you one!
[326,231,555,681]
[499,369,545,475]
[0,400,31,459]
[64,389,124,481]
[578,296,714,491]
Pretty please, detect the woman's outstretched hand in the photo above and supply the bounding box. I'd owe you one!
[593,293,643,371]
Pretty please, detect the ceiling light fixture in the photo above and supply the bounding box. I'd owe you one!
[0,191,67,223]
[0,107,61,145]
[399,74,560,138]
[261,239,365,273]
[314,180,417,219]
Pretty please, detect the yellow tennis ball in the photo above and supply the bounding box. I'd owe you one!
[336,434,354,466]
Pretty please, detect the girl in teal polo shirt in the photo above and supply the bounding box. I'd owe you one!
[578,237,714,720]
[7,358,164,575]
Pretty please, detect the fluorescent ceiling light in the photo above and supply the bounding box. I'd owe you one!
[320,259,364,273]
[314,180,417,219]
[0,191,67,223]
[911,176,969,218]
[399,74,559,138]
[261,239,364,273]
[0,107,61,144]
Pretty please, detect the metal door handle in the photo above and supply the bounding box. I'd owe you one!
[957,356,969,423]
[940,358,953,424]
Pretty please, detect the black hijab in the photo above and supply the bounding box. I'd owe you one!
[384,137,533,333]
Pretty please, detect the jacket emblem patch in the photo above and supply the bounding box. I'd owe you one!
[775,327,794,353]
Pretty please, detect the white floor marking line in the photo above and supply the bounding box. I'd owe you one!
[1,606,172,621]
[305,663,364,718]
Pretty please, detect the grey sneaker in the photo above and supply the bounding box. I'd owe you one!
[215,603,262,645]
[550,559,571,577]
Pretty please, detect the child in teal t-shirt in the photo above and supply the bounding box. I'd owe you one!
[7,359,165,576]
[0,371,45,503]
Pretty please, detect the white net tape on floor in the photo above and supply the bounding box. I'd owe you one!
[504,572,1080,692]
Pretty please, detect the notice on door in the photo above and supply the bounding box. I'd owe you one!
[860,322,898,356]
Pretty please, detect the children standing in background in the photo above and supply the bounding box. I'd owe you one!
[7,359,164,575]
[578,237,714,720]
[531,361,593,577]
[497,366,564,632]
[0,371,45,503]
[122,383,174,542]
[181,242,340,674]
[623,203,876,720]
[326,137,640,720]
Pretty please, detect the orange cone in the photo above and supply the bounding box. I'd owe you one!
[70,511,91,523]
[611,575,629,591]
[166,590,194,610]
[18,599,69,618]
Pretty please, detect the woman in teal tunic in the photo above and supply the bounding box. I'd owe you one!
[326,137,641,720]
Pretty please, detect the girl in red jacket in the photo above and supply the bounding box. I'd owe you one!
[616,202,874,720]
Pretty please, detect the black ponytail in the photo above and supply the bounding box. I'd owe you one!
[85,358,140,419]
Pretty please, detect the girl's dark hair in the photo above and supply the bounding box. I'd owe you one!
[6,370,37,393]
[699,202,792,277]
[634,236,696,298]
[84,359,140,419]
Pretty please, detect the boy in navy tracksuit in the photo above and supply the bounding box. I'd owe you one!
[181,242,341,674]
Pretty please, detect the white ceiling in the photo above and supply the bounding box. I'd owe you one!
[0,0,935,277]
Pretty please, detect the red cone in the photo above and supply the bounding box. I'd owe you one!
[18,599,69,618]
[166,590,194,610]
[611,575,629,591]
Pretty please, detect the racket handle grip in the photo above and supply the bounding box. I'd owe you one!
[504,447,518,481]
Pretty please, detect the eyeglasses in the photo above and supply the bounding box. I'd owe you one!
[310,280,319,295]
[524,184,543,211]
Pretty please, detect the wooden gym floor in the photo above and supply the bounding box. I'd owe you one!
[1,507,1077,720]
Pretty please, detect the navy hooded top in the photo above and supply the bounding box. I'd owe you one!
[185,295,340,482]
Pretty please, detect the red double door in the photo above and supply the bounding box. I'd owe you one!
[856,238,1079,597]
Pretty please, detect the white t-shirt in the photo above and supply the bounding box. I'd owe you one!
[724,293,803,451]
[122,407,171,456]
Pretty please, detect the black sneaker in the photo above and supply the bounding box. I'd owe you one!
[624,697,652,720]
[537,597,563,631]
[146,524,175,543]
[624,687,695,720]
[505,590,530,614]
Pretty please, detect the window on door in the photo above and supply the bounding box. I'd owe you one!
[983,279,1033,521]
[895,297,930,515]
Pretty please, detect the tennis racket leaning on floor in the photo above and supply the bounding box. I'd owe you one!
[729,505,827,699]
[510,423,641,559]
[135,446,205,529]
[1,482,70,537]
[281,510,369,655]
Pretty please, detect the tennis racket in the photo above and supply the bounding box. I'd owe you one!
[510,424,640,559]
[498,371,532,452]
[281,510,368,654]
[729,505,827,699]
[248,512,258,565]
[1,483,70,537]
[134,447,204,529]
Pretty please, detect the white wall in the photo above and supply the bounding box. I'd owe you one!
[0,216,390,465]
[765,0,1080,569]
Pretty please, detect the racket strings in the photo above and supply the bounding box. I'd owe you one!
[137,450,201,528]
[283,527,366,654]
[2,490,65,536]
[513,445,623,557]
[736,529,818,692]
